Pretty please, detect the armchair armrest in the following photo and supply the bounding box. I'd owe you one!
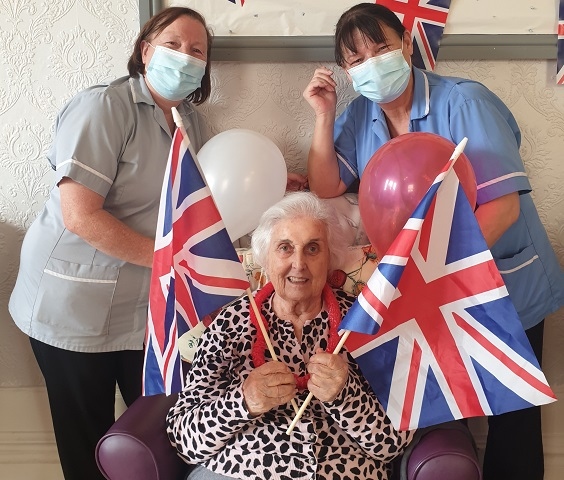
[405,426,482,480]
[95,393,191,480]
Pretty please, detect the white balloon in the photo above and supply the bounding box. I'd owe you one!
[197,129,287,241]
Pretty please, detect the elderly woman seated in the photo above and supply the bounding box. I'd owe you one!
[166,191,414,480]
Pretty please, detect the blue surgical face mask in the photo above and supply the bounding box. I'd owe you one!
[347,45,411,104]
[145,44,206,101]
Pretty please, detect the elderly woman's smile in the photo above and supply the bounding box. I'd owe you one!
[266,216,330,314]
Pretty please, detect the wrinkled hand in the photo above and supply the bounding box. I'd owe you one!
[302,67,338,116]
[243,362,297,416]
[307,349,348,403]
[286,172,309,192]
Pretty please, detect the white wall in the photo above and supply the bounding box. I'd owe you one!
[175,0,560,36]
[0,1,563,478]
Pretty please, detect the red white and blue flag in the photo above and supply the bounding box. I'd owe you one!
[143,128,250,396]
[227,0,245,6]
[375,0,452,71]
[340,160,556,431]
[557,0,564,84]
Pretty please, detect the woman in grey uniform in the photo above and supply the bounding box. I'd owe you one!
[9,7,212,480]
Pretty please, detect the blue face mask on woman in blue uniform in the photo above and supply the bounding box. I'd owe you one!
[347,43,411,104]
[145,44,206,101]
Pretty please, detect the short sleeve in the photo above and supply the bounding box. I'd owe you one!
[448,84,531,205]
[334,106,361,188]
[48,87,131,198]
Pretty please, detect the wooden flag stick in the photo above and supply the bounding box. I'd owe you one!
[286,330,351,435]
[247,288,300,414]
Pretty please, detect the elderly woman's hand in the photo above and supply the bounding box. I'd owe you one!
[242,362,297,416]
[307,349,349,403]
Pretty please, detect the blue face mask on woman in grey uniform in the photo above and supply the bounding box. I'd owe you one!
[348,43,411,104]
[145,44,206,101]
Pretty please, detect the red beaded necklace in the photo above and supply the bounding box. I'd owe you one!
[249,282,341,390]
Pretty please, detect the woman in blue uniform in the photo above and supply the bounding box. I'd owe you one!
[303,4,564,480]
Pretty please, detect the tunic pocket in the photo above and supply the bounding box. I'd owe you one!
[494,243,548,319]
[32,258,119,336]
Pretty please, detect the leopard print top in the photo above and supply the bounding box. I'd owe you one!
[167,288,413,480]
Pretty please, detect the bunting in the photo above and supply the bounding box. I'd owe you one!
[375,0,452,70]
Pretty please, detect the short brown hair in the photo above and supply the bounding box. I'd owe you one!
[334,3,405,67]
[127,7,213,105]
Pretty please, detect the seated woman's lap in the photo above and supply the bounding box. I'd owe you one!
[187,465,234,480]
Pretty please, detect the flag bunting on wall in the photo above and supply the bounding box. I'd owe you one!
[340,159,556,431]
[374,0,452,71]
[143,128,250,396]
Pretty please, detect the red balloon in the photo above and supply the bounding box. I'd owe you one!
[359,132,477,259]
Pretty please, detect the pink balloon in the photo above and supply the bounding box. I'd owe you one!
[359,132,477,259]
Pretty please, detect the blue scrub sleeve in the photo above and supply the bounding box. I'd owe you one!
[334,107,361,188]
[448,89,531,205]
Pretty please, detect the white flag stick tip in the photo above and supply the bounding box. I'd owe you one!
[451,137,468,161]
[171,107,184,129]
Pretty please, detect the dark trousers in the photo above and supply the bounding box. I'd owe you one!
[483,320,545,480]
[30,338,144,480]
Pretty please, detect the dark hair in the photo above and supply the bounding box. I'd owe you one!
[127,7,213,105]
[334,3,405,67]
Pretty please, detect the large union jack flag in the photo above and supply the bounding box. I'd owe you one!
[375,0,452,71]
[340,158,556,431]
[557,0,564,84]
[143,128,250,396]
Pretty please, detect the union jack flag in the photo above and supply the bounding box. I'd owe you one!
[557,0,564,84]
[340,158,556,430]
[375,0,452,71]
[143,128,250,396]
[227,0,245,6]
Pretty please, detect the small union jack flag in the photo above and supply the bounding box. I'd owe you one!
[143,127,250,396]
[557,0,564,84]
[375,0,452,71]
[340,154,556,430]
[227,0,245,6]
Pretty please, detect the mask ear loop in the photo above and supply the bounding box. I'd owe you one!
[400,32,413,69]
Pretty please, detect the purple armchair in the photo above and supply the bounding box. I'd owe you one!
[96,393,482,480]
